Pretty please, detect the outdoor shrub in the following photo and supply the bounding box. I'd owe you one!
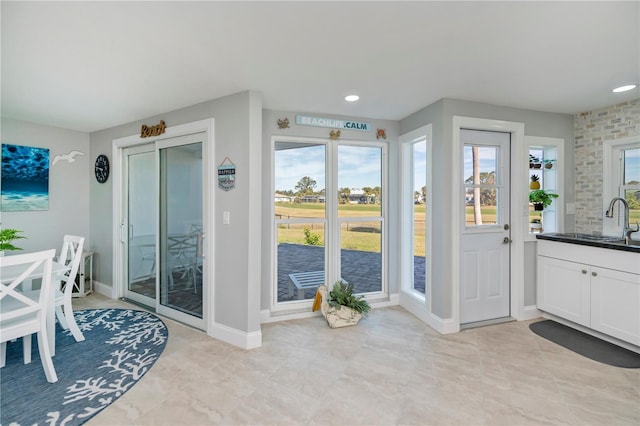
[303,227,321,245]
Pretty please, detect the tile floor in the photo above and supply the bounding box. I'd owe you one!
[75,294,640,425]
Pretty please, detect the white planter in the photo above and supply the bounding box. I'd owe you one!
[317,285,363,328]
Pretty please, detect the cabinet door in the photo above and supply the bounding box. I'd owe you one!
[537,256,590,326]
[590,267,640,346]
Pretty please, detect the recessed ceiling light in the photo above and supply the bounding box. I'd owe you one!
[612,84,637,93]
[345,95,360,102]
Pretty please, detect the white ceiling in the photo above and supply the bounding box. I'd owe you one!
[2,1,639,133]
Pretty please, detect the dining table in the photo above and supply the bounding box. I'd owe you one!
[0,259,70,356]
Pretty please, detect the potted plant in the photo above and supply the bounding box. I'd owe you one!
[529,189,558,211]
[312,280,371,328]
[529,174,541,190]
[0,228,26,253]
[529,154,542,169]
[544,159,555,169]
[530,217,543,233]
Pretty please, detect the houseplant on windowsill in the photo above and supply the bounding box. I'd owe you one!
[530,217,543,233]
[312,280,371,328]
[529,174,541,190]
[0,228,26,255]
[529,189,559,211]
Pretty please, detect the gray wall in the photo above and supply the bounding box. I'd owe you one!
[89,90,262,334]
[1,117,90,254]
[400,98,574,317]
[260,110,399,311]
[574,99,640,233]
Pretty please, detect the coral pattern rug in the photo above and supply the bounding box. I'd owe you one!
[1,309,168,425]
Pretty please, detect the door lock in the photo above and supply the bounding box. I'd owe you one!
[503,237,512,244]
[503,224,510,230]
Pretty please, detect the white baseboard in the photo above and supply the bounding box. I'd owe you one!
[399,292,459,334]
[261,294,400,324]
[521,305,542,321]
[93,281,112,298]
[209,322,262,350]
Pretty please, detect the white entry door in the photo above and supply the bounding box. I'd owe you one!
[460,129,511,324]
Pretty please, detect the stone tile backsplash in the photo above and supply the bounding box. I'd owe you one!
[574,99,639,233]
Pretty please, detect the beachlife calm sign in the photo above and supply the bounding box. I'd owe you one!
[295,115,371,132]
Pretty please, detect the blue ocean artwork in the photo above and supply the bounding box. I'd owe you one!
[1,144,50,211]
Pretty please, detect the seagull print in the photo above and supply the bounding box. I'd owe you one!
[52,150,85,165]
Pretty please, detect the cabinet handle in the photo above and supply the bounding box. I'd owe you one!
[592,272,597,277]
[581,269,588,274]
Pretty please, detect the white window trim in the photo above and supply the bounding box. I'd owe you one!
[525,136,564,241]
[603,136,640,236]
[269,136,388,314]
[399,125,432,324]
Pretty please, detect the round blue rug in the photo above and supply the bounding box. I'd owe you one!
[1,308,168,425]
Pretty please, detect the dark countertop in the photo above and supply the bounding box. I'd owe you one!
[536,233,640,253]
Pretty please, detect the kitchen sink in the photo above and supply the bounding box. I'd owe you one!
[552,233,626,243]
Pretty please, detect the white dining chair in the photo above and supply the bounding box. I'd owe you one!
[54,235,86,342]
[0,249,58,383]
[24,235,85,343]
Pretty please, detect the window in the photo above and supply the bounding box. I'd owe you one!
[621,147,640,219]
[400,125,431,299]
[604,139,640,237]
[525,136,563,238]
[272,138,386,308]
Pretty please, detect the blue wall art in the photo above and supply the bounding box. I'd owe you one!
[1,144,50,211]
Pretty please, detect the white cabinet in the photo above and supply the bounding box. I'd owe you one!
[72,251,94,297]
[537,241,640,347]
[537,256,590,326]
[591,266,640,345]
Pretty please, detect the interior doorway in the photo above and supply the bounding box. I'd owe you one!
[452,116,527,330]
[460,129,511,325]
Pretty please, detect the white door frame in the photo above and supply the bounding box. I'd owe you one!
[112,119,215,330]
[451,116,527,330]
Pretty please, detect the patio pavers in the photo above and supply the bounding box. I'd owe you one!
[277,243,425,301]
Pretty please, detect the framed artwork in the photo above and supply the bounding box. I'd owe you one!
[1,144,50,211]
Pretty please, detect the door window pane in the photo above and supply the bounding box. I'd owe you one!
[338,145,383,295]
[159,143,203,318]
[127,150,156,299]
[276,225,325,302]
[338,145,382,217]
[275,143,325,219]
[464,145,499,226]
[340,220,382,293]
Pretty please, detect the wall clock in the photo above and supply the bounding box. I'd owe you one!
[94,154,110,183]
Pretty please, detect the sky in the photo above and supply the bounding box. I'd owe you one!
[274,143,640,194]
[625,147,640,183]
[274,144,382,192]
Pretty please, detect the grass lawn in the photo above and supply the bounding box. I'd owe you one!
[275,202,640,255]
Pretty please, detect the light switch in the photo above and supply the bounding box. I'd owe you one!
[223,211,230,225]
[566,203,575,215]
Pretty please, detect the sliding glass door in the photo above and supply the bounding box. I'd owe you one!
[122,133,205,330]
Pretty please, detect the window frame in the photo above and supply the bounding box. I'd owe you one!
[525,136,564,242]
[270,136,388,313]
[603,136,640,237]
[400,125,432,304]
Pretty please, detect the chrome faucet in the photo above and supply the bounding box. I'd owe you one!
[605,197,639,244]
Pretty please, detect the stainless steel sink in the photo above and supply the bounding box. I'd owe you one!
[553,233,626,243]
